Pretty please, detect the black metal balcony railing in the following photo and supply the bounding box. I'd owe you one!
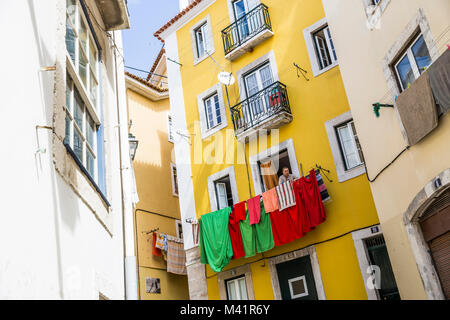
[230,81,291,133]
[222,4,272,56]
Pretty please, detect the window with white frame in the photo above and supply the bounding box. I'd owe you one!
[195,22,209,59]
[204,93,222,129]
[226,276,249,300]
[175,220,183,239]
[65,0,102,182]
[393,33,432,92]
[197,84,227,139]
[207,166,239,211]
[325,112,365,183]
[171,163,179,196]
[191,16,214,65]
[336,120,364,171]
[167,114,174,143]
[214,175,234,210]
[303,18,338,77]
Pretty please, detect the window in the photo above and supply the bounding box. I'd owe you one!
[257,149,291,193]
[303,18,338,77]
[197,84,227,139]
[288,276,309,299]
[167,114,174,143]
[176,220,183,239]
[65,0,104,185]
[336,121,364,171]
[195,22,209,59]
[204,93,222,129]
[191,15,214,65]
[171,163,178,196]
[394,34,432,91]
[325,112,365,183]
[226,276,249,300]
[66,0,99,110]
[214,175,234,210]
[313,26,337,71]
[243,62,274,118]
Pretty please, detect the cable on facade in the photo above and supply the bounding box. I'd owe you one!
[205,222,380,279]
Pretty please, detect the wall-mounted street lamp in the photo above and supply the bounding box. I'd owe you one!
[128,133,139,160]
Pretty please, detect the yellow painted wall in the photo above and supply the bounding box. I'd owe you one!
[126,87,189,300]
[322,0,450,299]
[174,0,380,299]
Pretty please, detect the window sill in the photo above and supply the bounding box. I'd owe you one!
[193,49,215,66]
[337,164,366,183]
[201,121,228,140]
[313,62,339,78]
[64,142,111,207]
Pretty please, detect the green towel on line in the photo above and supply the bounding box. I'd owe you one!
[199,207,234,272]
[255,202,275,253]
[239,209,257,258]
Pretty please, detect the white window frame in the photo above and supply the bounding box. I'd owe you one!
[288,275,309,299]
[352,225,384,300]
[167,113,174,143]
[303,18,338,77]
[393,34,431,92]
[249,138,299,196]
[65,0,101,124]
[190,15,215,65]
[197,83,228,139]
[336,121,363,171]
[226,276,249,300]
[170,163,179,197]
[204,93,222,129]
[218,264,255,300]
[325,111,365,183]
[207,166,239,212]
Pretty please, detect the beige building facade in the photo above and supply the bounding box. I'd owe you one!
[322,0,450,299]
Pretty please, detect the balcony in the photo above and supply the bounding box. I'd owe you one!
[222,4,273,61]
[230,81,293,142]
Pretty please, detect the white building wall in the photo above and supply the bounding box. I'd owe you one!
[0,0,132,299]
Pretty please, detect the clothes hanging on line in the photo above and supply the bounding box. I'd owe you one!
[228,207,246,260]
[307,169,331,202]
[299,169,327,228]
[199,207,234,272]
[233,201,247,221]
[276,180,296,211]
[166,239,187,275]
[292,179,313,237]
[152,232,162,257]
[239,210,257,258]
[155,233,165,250]
[269,209,298,246]
[192,222,199,246]
[247,195,261,225]
[262,188,279,213]
[254,202,275,253]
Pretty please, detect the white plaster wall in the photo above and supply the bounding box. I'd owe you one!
[0,0,130,299]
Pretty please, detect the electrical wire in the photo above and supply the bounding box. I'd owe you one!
[205,222,381,279]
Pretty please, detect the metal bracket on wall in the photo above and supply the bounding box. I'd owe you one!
[372,102,394,117]
[293,62,309,81]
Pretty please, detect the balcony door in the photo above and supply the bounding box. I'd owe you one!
[244,63,274,122]
[233,0,250,42]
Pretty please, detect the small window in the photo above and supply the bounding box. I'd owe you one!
[393,34,431,91]
[214,175,233,209]
[195,22,209,59]
[175,220,183,239]
[336,121,364,170]
[167,114,174,143]
[288,276,309,299]
[146,277,161,294]
[226,276,248,300]
[313,26,337,71]
[204,93,222,129]
[171,163,179,197]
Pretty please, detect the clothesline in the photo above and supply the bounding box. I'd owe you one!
[199,169,329,273]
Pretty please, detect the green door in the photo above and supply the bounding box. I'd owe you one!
[275,255,318,300]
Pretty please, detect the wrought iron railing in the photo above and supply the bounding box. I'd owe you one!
[222,4,272,56]
[230,81,291,133]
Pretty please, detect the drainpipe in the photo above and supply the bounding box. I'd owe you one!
[112,31,138,300]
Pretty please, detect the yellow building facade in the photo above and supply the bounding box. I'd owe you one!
[125,51,189,300]
[156,0,392,300]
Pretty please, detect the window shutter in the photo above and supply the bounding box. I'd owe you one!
[167,114,174,142]
[216,182,228,209]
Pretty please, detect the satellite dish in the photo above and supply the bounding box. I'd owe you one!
[218,72,235,86]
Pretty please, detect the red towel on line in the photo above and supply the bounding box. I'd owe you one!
[269,209,297,246]
[228,208,246,259]
[293,179,313,236]
[299,169,327,228]
[247,195,261,225]
[233,201,247,222]
[152,232,162,257]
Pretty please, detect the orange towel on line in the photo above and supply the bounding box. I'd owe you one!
[262,188,279,213]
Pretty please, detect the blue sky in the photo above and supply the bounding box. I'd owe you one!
[122,0,179,79]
